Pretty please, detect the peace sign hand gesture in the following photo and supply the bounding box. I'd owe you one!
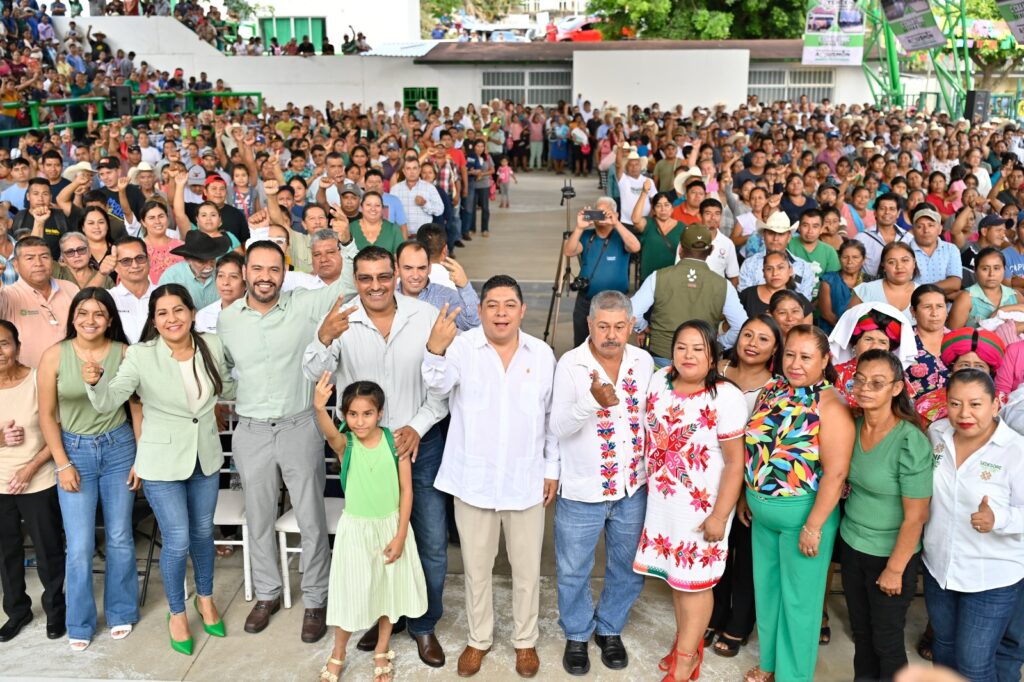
[426,303,461,356]
[317,298,358,346]
[313,371,334,411]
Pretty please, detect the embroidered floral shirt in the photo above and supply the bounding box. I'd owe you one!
[550,341,655,502]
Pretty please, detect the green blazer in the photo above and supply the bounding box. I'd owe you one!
[87,333,236,481]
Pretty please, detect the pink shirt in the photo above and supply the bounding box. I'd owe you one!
[0,278,78,367]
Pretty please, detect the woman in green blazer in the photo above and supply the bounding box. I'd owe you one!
[84,284,235,656]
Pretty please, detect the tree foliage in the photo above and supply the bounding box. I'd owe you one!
[589,0,806,40]
[956,0,1024,89]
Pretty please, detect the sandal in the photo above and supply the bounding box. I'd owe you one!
[318,656,345,682]
[658,631,679,672]
[916,624,934,661]
[744,666,775,682]
[819,611,831,645]
[702,628,716,648]
[373,651,395,682]
[110,624,133,640]
[215,545,235,558]
[69,638,90,652]
[713,632,748,658]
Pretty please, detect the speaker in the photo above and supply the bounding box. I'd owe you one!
[109,86,133,117]
[964,90,991,125]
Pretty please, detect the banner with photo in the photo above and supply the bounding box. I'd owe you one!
[882,0,947,51]
[995,0,1024,44]
[802,0,866,65]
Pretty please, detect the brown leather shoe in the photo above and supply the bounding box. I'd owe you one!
[243,598,280,634]
[357,617,406,651]
[301,607,327,643]
[457,645,490,677]
[411,632,445,667]
[515,647,540,678]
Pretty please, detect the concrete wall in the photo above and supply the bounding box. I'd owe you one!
[573,50,751,112]
[834,65,874,105]
[51,17,483,108]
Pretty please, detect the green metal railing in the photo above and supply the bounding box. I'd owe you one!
[0,90,264,138]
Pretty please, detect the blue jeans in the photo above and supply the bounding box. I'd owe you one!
[143,460,219,615]
[554,491,647,640]
[925,568,1023,682]
[407,424,448,636]
[996,583,1024,682]
[58,423,139,639]
[461,181,476,235]
[447,205,462,253]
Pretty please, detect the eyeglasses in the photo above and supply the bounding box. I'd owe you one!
[62,246,88,258]
[851,376,898,392]
[355,273,394,284]
[117,255,149,267]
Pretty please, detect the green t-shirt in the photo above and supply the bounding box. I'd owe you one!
[788,239,839,298]
[638,217,685,281]
[840,418,933,557]
[351,219,403,254]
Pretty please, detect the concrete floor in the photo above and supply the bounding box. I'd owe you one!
[3,170,940,680]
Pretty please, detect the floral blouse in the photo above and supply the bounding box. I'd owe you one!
[745,377,829,496]
[907,336,949,425]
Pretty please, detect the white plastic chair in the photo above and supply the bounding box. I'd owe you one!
[212,401,253,601]
[276,497,345,609]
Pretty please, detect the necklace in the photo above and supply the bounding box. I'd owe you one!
[71,338,110,366]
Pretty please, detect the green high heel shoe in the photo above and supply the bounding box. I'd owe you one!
[193,596,226,637]
[166,612,194,655]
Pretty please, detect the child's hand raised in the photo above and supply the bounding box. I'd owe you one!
[382,535,405,565]
[313,371,334,411]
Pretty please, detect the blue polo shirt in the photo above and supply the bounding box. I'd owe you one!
[1004,246,1024,281]
[912,239,961,285]
[578,228,630,296]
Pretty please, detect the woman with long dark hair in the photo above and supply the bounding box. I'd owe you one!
[840,349,932,680]
[82,284,235,656]
[38,288,140,651]
[638,320,746,681]
[707,314,784,658]
[743,325,854,682]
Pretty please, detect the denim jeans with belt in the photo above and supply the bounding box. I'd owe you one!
[58,422,139,639]
[143,459,219,615]
[554,491,647,641]
[925,569,1023,682]
[407,424,448,636]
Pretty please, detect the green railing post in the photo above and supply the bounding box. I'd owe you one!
[28,101,39,129]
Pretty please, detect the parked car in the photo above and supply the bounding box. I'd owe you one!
[556,16,604,42]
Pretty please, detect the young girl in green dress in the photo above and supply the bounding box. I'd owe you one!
[313,373,427,682]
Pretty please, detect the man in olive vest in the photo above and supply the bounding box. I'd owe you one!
[630,224,747,366]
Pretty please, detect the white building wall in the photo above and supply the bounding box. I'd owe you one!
[833,65,874,105]
[573,50,750,111]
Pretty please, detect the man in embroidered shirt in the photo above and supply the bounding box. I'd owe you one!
[550,290,653,675]
[389,158,443,236]
[422,274,558,679]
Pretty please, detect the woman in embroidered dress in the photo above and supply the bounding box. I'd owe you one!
[633,320,747,681]
[743,324,854,682]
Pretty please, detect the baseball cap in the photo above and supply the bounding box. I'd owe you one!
[204,175,226,187]
[187,165,207,186]
[96,157,120,170]
[340,181,362,198]
[127,144,141,153]
[912,205,942,225]
[979,214,1012,230]
[201,149,217,159]
[680,224,713,250]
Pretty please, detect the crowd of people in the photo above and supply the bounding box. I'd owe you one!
[0,47,1023,682]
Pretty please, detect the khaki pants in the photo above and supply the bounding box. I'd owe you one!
[453,498,545,649]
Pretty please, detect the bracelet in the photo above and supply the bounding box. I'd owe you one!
[801,525,821,539]
[55,462,75,473]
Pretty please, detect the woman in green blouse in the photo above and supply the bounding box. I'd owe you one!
[631,190,685,281]
[350,191,403,253]
[840,349,932,681]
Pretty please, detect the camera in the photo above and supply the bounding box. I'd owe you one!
[569,275,589,293]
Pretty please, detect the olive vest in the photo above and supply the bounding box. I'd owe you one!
[649,259,727,359]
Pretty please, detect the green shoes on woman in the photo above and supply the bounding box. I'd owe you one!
[166,613,194,656]
[193,596,226,637]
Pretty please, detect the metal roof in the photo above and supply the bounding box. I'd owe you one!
[416,40,805,64]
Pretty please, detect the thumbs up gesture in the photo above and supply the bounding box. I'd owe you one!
[589,370,619,408]
[98,245,118,276]
[81,360,104,386]
[971,496,995,533]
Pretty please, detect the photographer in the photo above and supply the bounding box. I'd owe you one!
[563,196,640,346]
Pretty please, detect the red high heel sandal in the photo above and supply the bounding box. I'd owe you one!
[663,646,703,682]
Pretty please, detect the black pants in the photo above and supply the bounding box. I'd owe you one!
[710,518,756,639]
[840,537,920,682]
[0,488,66,625]
[474,186,491,233]
[572,292,592,348]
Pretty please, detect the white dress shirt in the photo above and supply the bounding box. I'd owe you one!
[924,418,1024,592]
[302,293,447,437]
[110,281,156,344]
[550,341,654,503]
[429,263,456,290]
[389,179,443,235]
[423,326,559,511]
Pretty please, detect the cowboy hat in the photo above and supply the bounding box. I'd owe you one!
[61,160,95,182]
[673,167,703,197]
[761,211,797,234]
[170,230,231,261]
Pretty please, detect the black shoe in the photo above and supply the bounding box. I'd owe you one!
[356,616,406,651]
[462,234,472,241]
[0,613,32,642]
[594,634,628,670]
[46,622,66,639]
[454,240,466,248]
[562,640,590,676]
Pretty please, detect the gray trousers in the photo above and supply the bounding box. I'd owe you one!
[232,411,329,608]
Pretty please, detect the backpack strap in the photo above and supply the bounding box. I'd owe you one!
[339,427,399,492]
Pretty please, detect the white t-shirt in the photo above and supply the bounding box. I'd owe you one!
[618,174,656,226]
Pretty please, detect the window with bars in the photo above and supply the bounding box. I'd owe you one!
[482,69,572,106]
[748,68,834,104]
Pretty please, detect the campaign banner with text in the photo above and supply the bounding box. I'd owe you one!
[802,0,866,65]
[882,0,947,51]
[996,0,1024,44]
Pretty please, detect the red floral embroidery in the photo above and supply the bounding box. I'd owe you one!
[674,540,699,568]
[689,487,712,512]
[699,544,725,567]
[653,533,673,559]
